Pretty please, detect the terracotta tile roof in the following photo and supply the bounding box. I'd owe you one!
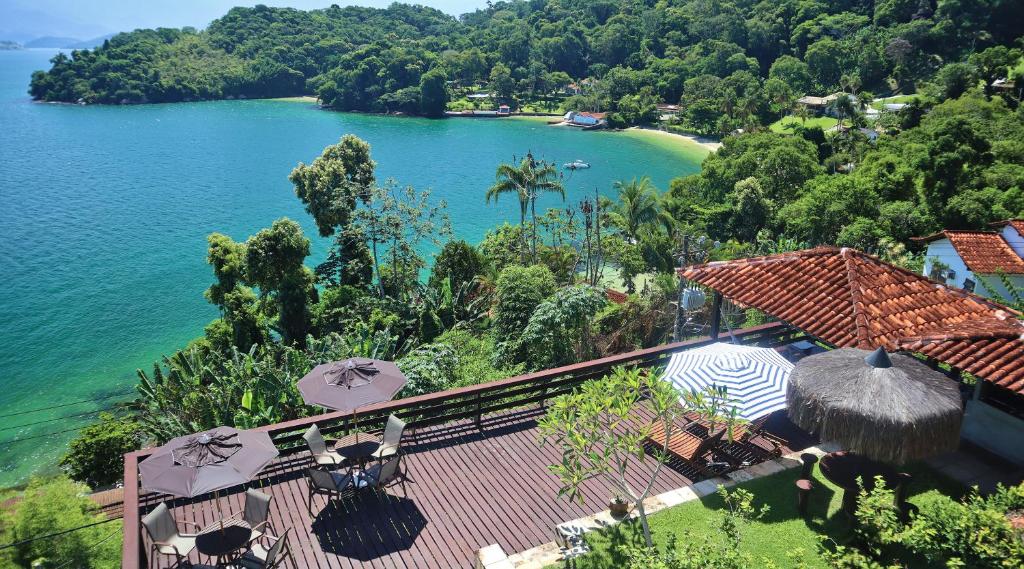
[680,247,1024,393]
[1006,220,1024,236]
[605,288,629,304]
[916,230,1024,274]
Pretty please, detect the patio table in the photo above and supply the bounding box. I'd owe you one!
[196,517,251,567]
[334,431,380,468]
[819,451,899,514]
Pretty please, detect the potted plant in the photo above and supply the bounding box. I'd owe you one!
[609,494,630,518]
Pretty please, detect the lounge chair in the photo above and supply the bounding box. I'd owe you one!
[141,502,200,568]
[370,414,407,461]
[687,414,788,457]
[647,421,730,478]
[361,455,405,494]
[224,489,274,544]
[236,528,295,569]
[729,415,788,456]
[306,467,356,512]
[304,424,346,467]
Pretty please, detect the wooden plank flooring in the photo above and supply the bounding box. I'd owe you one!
[140,406,814,569]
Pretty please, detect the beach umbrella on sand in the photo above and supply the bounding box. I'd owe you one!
[298,358,407,413]
[787,347,963,464]
[139,427,279,498]
[661,342,793,421]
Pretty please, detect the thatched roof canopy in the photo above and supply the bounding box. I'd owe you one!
[787,348,963,464]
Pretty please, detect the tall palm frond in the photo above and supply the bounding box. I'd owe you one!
[613,177,659,241]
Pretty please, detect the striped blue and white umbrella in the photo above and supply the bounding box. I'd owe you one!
[661,342,794,421]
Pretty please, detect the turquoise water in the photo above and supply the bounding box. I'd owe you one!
[0,49,705,486]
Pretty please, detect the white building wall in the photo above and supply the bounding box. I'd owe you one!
[1002,224,1024,257]
[923,239,975,289]
[962,400,1024,465]
[923,238,1024,302]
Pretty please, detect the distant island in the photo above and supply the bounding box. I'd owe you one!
[21,34,114,49]
[0,40,22,50]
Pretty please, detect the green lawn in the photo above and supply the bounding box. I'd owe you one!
[769,116,838,133]
[870,94,921,110]
[553,461,964,568]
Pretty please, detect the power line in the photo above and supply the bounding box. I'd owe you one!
[0,389,135,420]
[0,426,88,448]
[52,527,123,569]
[0,406,125,433]
[0,517,119,552]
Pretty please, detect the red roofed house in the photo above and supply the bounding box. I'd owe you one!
[916,223,1024,300]
[681,247,1024,464]
[564,111,608,127]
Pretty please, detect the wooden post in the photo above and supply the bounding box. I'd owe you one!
[709,292,723,340]
[796,479,813,516]
[800,453,818,479]
[474,392,483,430]
[122,451,144,569]
[894,472,913,514]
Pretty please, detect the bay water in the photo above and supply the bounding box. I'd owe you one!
[0,48,705,486]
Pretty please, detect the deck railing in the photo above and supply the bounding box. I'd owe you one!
[121,321,805,568]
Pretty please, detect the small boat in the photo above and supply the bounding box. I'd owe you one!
[564,159,590,170]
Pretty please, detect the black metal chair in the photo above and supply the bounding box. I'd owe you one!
[305,467,356,512]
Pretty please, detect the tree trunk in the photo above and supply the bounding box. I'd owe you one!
[519,205,528,263]
[636,500,654,547]
[531,194,538,263]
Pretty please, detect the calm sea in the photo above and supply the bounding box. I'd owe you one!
[0,48,704,486]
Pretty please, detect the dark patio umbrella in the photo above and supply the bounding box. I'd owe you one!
[298,358,407,413]
[787,347,963,464]
[139,427,279,498]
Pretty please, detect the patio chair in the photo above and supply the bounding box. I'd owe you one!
[224,489,274,544]
[236,528,295,569]
[306,467,356,512]
[691,414,788,457]
[370,414,407,461]
[141,502,200,568]
[304,423,346,467]
[730,415,788,456]
[360,454,406,495]
[647,421,730,478]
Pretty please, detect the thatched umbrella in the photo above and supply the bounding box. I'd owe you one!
[787,347,963,464]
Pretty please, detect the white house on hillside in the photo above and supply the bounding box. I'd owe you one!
[916,220,1024,302]
[563,111,608,127]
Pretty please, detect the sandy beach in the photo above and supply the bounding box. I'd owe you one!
[629,125,722,152]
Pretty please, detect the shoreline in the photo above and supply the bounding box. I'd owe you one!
[271,95,319,103]
[628,125,722,152]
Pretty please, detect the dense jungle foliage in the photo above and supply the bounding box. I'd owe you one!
[42,0,1024,490]
[28,1,1024,125]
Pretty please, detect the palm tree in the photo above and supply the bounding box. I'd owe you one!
[830,93,857,130]
[612,177,659,242]
[789,103,808,128]
[486,152,564,262]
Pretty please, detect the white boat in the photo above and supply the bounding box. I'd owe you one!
[564,159,590,170]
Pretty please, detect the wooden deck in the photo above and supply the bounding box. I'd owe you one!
[141,405,815,569]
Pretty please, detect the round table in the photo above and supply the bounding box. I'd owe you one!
[334,431,380,468]
[196,518,251,567]
[819,451,900,514]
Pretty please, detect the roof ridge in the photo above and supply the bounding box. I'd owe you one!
[840,248,872,348]
[686,246,838,272]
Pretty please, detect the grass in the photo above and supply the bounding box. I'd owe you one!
[549,461,965,568]
[870,94,922,110]
[769,115,838,133]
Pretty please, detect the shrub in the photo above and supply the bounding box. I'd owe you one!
[6,477,122,569]
[492,264,556,365]
[61,413,142,488]
[428,240,487,290]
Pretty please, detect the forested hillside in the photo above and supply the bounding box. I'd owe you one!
[29,1,1024,123]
